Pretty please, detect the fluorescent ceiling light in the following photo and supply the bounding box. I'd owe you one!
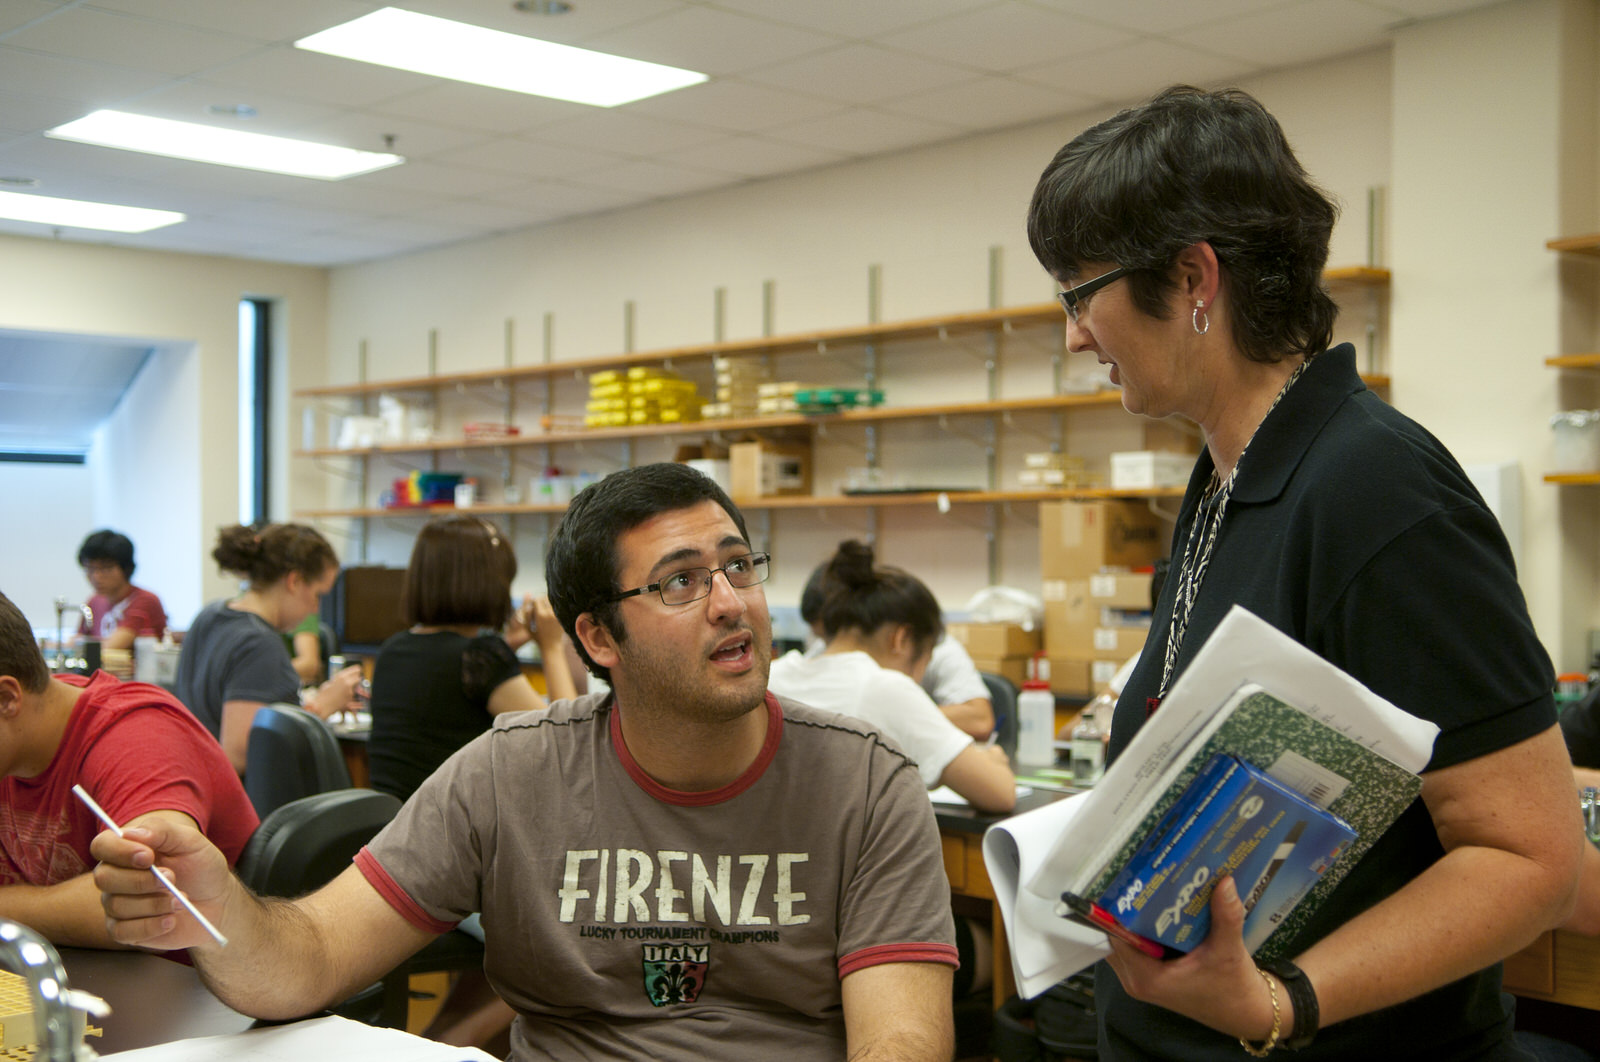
[0,189,183,233]
[46,111,403,180]
[295,7,708,108]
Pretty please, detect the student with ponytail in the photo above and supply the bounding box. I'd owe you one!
[175,523,363,773]
[769,539,1015,814]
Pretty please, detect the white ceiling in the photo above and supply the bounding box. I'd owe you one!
[0,0,1501,269]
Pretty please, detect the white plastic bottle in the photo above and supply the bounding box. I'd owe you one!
[1016,656,1057,768]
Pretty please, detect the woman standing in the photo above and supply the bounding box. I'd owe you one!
[367,513,576,802]
[176,524,362,773]
[1027,86,1582,1060]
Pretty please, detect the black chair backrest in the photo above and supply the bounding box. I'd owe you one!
[236,788,402,897]
[245,705,352,819]
[980,671,1019,760]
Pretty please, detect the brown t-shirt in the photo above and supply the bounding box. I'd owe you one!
[357,691,957,1061]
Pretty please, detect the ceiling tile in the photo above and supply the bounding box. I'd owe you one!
[0,90,92,137]
[535,110,726,157]
[1016,38,1250,105]
[367,81,592,137]
[77,0,379,42]
[881,2,1133,74]
[445,137,628,179]
[623,79,845,134]
[881,76,1097,131]
[197,43,439,108]
[709,0,999,39]
[745,43,979,104]
[348,158,529,198]
[579,6,840,77]
[126,78,342,136]
[655,134,849,179]
[1029,0,1291,35]
[6,6,264,74]
[1178,0,1397,66]
[0,44,172,105]
[0,1,64,35]
[770,107,967,156]
[581,158,739,198]
[400,0,687,44]
[480,178,642,219]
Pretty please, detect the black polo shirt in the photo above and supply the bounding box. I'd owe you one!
[1100,344,1554,1061]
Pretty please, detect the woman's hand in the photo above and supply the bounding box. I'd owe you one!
[1102,876,1287,1043]
[305,664,363,719]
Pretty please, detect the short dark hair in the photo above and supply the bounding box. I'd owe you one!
[1027,85,1339,364]
[77,529,135,578]
[816,539,943,659]
[0,591,50,693]
[211,523,338,588]
[546,463,750,683]
[404,514,516,629]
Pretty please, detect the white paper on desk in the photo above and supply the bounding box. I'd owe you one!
[102,1014,499,1061]
[982,792,1109,998]
[1024,605,1439,909]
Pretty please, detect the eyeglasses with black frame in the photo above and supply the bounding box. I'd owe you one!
[1056,265,1129,323]
[606,552,772,607]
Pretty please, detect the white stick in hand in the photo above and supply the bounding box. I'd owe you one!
[71,784,229,947]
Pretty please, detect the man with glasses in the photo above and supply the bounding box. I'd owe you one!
[91,462,958,1061]
[76,528,167,652]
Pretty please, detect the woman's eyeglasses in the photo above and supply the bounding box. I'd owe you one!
[1056,265,1129,323]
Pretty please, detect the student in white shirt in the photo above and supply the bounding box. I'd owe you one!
[771,540,1014,814]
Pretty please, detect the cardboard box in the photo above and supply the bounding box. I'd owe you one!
[1046,621,1150,659]
[969,655,1028,688]
[1046,656,1127,698]
[729,438,812,499]
[947,622,1041,659]
[1088,571,1156,610]
[1040,499,1169,578]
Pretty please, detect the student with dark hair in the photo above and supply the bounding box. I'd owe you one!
[798,559,994,739]
[367,513,576,803]
[75,528,166,651]
[1029,85,1580,1059]
[773,540,1014,814]
[0,589,255,947]
[94,462,958,1061]
[175,523,363,773]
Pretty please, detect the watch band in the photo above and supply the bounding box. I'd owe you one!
[1260,958,1319,1050]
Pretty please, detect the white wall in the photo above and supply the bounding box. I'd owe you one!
[0,239,328,617]
[89,341,204,627]
[0,461,96,634]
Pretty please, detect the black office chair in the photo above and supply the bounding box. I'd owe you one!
[237,787,401,897]
[235,788,485,1029]
[244,705,352,819]
[980,671,1019,761]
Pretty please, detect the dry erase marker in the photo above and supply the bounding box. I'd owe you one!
[71,784,229,947]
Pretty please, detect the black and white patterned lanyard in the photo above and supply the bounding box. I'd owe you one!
[1153,360,1310,710]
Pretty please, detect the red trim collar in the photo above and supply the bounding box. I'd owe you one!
[610,691,782,806]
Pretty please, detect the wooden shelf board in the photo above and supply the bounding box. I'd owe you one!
[1544,472,1600,486]
[1546,353,1600,370]
[1547,233,1600,256]
[295,267,1386,401]
[294,485,1188,520]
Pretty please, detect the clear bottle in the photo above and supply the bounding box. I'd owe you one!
[1016,655,1057,768]
[1069,696,1107,786]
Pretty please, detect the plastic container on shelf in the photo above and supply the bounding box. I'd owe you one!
[1551,410,1600,472]
[1016,654,1057,769]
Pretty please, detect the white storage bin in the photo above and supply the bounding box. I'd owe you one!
[1110,450,1194,490]
[1551,410,1600,472]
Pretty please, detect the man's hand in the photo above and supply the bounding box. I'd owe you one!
[90,813,234,952]
[1101,876,1286,1043]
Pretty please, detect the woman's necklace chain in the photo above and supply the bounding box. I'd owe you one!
[1157,360,1310,700]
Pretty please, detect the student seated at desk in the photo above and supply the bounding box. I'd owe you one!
[0,589,256,948]
[771,540,1016,815]
[76,528,166,651]
[368,513,577,804]
[175,523,364,773]
[799,560,994,740]
[92,462,957,1062]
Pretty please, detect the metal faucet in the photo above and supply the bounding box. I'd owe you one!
[0,920,106,1060]
[49,601,96,673]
